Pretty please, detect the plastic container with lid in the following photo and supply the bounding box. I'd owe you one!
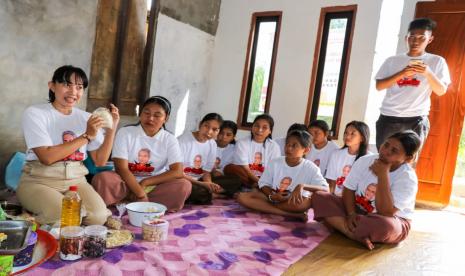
[83,225,107,258]
[13,231,38,266]
[60,226,84,261]
[142,219,169,242]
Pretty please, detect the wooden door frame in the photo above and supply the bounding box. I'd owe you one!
[415,1,465,206]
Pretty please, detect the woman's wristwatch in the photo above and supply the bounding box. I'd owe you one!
[81,133,92,143]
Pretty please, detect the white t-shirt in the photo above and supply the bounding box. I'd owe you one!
[325,148,358,196]
[306,141,339,176]
[215,143,235,173]
[343,154,418,220]
[233,136,281,177]
[112,125,182,180]
[274,137,286,156]
[22,103,104,161]
[178,132,216,180]
[375,53,451,117]
[258,157,328,196]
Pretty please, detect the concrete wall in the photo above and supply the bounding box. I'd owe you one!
[149,14,215,136]
[149,0,220,136]
[0,0,98,184]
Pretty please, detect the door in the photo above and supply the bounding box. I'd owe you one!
[415,1,465,206]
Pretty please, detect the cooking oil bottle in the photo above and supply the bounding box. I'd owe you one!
[60,186,81,228]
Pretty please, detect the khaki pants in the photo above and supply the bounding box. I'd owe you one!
[16,161,111,225]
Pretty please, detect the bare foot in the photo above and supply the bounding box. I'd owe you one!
[361,237,375,250]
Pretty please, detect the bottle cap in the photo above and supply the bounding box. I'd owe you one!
[69,186,78,192]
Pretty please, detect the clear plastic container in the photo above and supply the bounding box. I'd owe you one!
[60,226,84,261]
[60,186,81,228]
[83,225,107,258]
[142,219,169,242]
[13,231,37,266]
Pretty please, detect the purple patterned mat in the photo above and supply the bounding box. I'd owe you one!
[28,199,329,275]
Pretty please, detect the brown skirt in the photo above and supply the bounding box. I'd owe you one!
[312,191,411,244]
[91,171,191,212]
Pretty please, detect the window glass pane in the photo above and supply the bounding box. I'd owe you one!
[316,18,347,127]
[246,21,277,123]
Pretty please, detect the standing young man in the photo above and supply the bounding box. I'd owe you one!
[375,18,451,151]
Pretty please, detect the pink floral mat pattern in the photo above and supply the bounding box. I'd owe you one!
[28,200,329,276]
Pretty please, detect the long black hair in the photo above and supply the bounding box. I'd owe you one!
[342,120,370,161]
[286,130,313,148]
[49,65,88,102]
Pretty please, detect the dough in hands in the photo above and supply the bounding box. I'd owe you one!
[92,107,113,129]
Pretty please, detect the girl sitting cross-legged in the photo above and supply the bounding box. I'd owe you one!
[237,130,329,221]
[223,114,281,189]
[311,130,421,250]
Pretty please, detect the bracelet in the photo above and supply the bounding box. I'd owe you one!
[81,133,92,143]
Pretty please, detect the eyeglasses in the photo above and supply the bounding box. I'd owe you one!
[407,34,428,41]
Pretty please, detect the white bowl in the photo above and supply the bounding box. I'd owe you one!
[125,202,167,227]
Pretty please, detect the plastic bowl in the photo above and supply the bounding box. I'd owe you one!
[125,202,167,227]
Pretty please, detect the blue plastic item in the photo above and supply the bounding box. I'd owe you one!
[4,152,26,191]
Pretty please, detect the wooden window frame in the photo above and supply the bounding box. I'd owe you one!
[237,11,282,129]
[304,5,357,139]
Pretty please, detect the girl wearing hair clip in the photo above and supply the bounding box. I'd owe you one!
[92,96,192,212]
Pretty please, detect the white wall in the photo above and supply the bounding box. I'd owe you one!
[205,0,384,144]
[150,14,215,136]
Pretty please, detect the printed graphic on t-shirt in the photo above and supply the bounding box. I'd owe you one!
[355,183,377,213]
[62,131,84,161]
[128,148,155,176]
[335,164,352,194]
[397,77,420,87]
[278,177,292,193]
[215,157,221,169]
[184,154,204,179]
[313,159,321,167]
[249,151,264,177]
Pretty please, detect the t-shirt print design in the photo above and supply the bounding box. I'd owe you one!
[184,154,205,179]
[278,177,292,193]
[335,165,352,190]
[249,151,264,177]
[62,131,84,161]
[355,183,377,213]
[397,77,420,87]
[128,148,155,176]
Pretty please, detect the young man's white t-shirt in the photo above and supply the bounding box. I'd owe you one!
[177,132,216,180]
[306,141,339,176]
[325,148,359,196]
[343,154,418,220]
[215,143,235,173]
[112,125,183,180]
[375,53,451,117]
[233,136,281,177]
[258,157,328,196]
[22,103,104,161]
